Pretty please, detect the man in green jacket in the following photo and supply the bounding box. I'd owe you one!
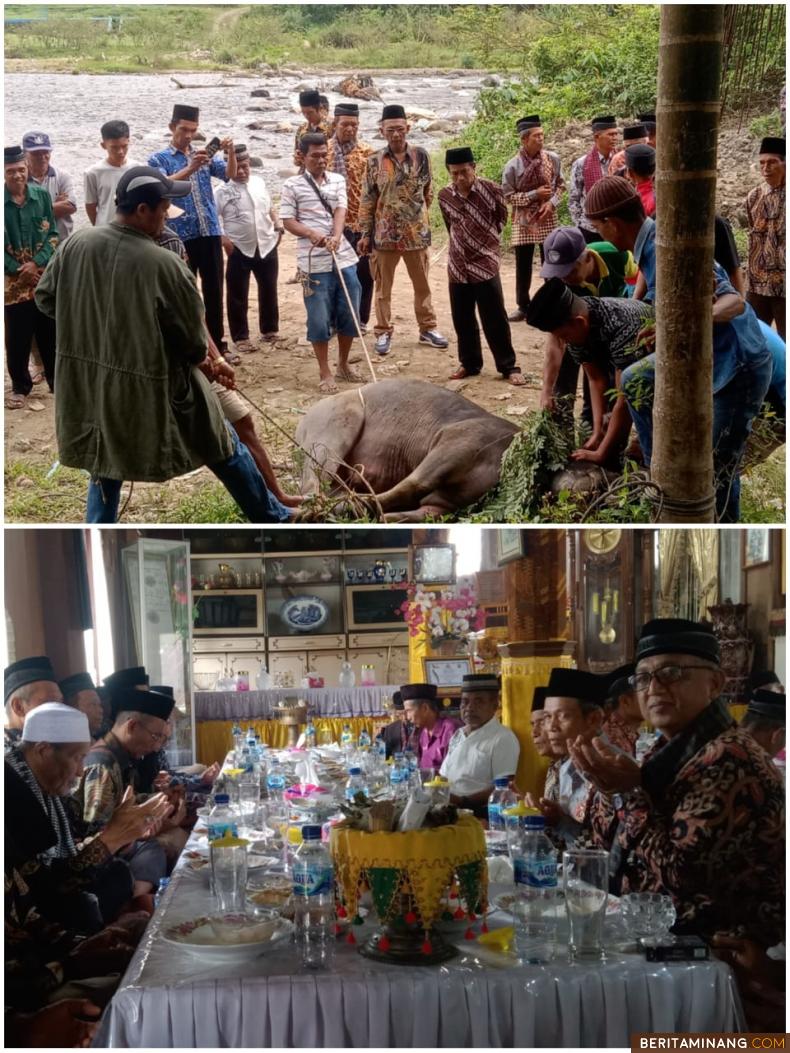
[35,167,291,524]
[4,144,59,408]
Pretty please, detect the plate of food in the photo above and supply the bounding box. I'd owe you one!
[279,595,330,633]
[162,913,292,960]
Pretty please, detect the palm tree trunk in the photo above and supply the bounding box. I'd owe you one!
[652,5,724,522]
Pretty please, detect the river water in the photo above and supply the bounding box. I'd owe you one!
[4,69,488,227]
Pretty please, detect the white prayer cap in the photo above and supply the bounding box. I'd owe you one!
[21,701,91,744]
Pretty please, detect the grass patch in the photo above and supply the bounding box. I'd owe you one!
[5,460,89,522]
[740,446,786,523]
[173,483,247,524]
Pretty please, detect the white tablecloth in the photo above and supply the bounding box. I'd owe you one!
[194,687,399,723]
[96,834,744,1048]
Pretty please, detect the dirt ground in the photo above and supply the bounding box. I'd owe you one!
[4,234,548,523]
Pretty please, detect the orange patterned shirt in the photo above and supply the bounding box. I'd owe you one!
[326,139,374,231]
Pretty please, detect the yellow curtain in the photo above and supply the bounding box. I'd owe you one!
[500,652,573,800]
[687,529,720,620]
[658,530,686,615]
[408,622,430,682]
[197,717,380,765]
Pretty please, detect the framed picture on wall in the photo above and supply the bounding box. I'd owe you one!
[743,529,770,568]
[422,657,474,691]
[495,529,525,566]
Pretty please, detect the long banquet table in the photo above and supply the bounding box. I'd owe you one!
[95,830,745,1048]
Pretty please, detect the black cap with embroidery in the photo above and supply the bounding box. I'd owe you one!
[5,656,57,702]
[461,674,500,694]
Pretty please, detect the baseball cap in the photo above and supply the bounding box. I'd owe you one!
[115,165,191,210]
[22,131,53,153]
[540,226,587,278]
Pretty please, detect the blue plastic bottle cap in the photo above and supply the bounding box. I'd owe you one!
[494,778,510,788]
[214,793,230,804]
[523,815,546,829]
[302,825,322,840]
[349,767,362,776]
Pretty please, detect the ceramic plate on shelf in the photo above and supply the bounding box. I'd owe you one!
[162,913,292,960]
[279,595,330,632]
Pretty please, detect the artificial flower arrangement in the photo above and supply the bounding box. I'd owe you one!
[398,583,486,642]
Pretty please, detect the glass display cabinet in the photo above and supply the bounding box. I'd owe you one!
[122,538,194,764]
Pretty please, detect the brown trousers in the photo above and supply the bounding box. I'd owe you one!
[370,248,437,335]
[747,291,785,341]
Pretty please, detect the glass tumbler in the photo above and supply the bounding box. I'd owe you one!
[563,848,610,961]
[210,840,248,913]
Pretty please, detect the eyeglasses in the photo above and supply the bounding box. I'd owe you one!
[139,723,167,745]
[629,664,714,693]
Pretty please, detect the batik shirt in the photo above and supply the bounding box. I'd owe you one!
[438,177,507,283]
[4,183,58,305]
[601,712,639,756]
[501,149,565,246]
[327,139,374,230]
[76,731,145,828]
[745,182,785,297]
[569,152,610,232]
[567,296,654,372]
[589,725,785,944]
[358,144,433,252]
[148,145,228,241]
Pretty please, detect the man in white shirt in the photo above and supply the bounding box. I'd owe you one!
[84,119,137,227]
[214,144,283,353]
[280,132,363,394]
[440,674,520,818]
[23,130,77,242]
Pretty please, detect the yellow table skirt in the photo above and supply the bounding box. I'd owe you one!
[196,717,380,765]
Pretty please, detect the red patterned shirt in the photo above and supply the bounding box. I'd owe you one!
[438,177,507,284]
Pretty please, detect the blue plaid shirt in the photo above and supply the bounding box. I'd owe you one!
[148,145,227,241]
[712,262,771,393]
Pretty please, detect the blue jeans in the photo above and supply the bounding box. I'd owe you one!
[621,352,772,522]
[303,265,361,343]
[86,428,291,524]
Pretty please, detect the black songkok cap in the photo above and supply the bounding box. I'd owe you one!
[746,690,786,723]
[526,277,579,333]
[4,146,24,165]
[445,146,474,166]
[113,686,175,722]
[334,102,359,118]
[760,137,785,158]
[299,90,321,108]
[749,669,781,691]
[400,682,438,702]
[59,672,96,699]
[623,124,648,142]
[517,115,541,133]
[171,104,199,124]
[5,656,57,702]
[532,686,548,712]
[234,143,249,160]
[592,115,617,132]
[636,618,720,664]
[462,674,500,694]
[391,690,403,710]
[150,685,175,698]
[606,663,636,701]
[381,104,407,121]
[625,143,656,176]
[104,666,149,692]
[546,667,608,706]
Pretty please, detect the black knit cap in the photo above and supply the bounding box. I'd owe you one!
[606,663,636,700]
[5,656,57,702]
[334,102,359,117]
[462,673,500,694]
[381,104,407,121]
[299,90,321,107]
[113,686,175,722]
[546,667,608,706]
[4,146,24,165]
[400,682,438,702]
[526,277,580,333]
[760,137,785,158]
[532,686,548,712]
[59,672,97,699]
[636,618,720,664]
[445,146,474,166]
[592,115,617,131]
[171,104,199,124]
[746,690,785,722]
[623,123,648,142]
[625,143,656,176]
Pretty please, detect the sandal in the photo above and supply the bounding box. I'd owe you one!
[319,377,339,394]
[448,367,478,380]
[29,370,45,385]
[335,367,364,383]
[223,349,242,365]
[5,393,25,409]
[234,339,257,354]
[506,371,527,387]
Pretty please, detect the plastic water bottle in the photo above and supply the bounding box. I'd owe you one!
[292,825,335,970]
[510,815,558,963]
[207,794,239,841]
[488,778,517,854]
[358,728,371,751]
[403,746,418,773]
[232,723,244,756]
[154,877,170,909]
[375,737,387,761]
[345,766,368,802]
[390,754,408,798]
[266,757,286,803]
[304,722,317,749]
[340,723,354,753]
[239,746,253,775]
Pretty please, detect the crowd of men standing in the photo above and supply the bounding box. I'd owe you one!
[4,89,786,521]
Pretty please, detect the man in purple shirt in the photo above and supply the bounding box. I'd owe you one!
[401,683,460,771]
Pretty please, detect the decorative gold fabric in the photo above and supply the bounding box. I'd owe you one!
[196,717,378,765]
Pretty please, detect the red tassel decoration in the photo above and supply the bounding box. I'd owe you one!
[421,937,433,955]
[464,927,476,940]
[378,935,391,952]
[404,911,418,925]
[337,905,348,919]
[481,920,489,934]
[449,887,458,900]
[333,922,343,935]
[468,912,477,922]
[453,907,466,920]
[346,930,357,945]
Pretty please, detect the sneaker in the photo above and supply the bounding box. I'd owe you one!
[375,333,392,356]
[418,329,449,348]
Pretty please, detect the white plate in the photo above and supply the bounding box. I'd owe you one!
[279,595,330,632]
[162,914,293,960]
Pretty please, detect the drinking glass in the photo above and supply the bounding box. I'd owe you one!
[210,841,248,912]
[237,776,260,835]
[621,892,676,945]
[563,849,610,961]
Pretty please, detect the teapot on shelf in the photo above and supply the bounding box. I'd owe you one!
[215,563,238,589]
